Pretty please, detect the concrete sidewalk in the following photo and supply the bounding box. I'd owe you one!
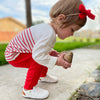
[0,49,100,100]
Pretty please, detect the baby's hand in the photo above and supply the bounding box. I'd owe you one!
[49,50,59,57]
[56,53,71,69]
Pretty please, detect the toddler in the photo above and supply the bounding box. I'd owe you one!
[5,0,95,99]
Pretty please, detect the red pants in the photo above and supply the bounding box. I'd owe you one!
[8,53,48,90]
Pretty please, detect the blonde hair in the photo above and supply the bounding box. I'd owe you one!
[49,0,87,28]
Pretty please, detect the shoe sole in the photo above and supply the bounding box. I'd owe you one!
[23,95,49,99]
[39,80,58,83]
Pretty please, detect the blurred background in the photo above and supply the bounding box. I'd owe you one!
[0,0,100,66]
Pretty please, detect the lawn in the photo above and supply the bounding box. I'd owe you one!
[0,38,100,66]
[54,41,99,52]
[0,43,8,66]
[83,42,100,49]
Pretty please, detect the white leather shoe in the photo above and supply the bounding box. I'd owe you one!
[22,87,49,99]
[40,74,58,83]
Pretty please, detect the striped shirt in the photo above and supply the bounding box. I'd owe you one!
[5,23,57,69]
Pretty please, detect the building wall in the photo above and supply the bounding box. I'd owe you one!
[0,17,26,42]
[75,30,100,38]
[0,18,26,32]
[0,31,17,42]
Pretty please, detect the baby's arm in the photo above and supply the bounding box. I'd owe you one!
[32,36,57,69]
[49,50,60,57]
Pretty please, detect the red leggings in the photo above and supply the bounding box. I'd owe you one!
[8,53,48,90]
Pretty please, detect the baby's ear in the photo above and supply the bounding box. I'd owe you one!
[57,14,66,24]
[58,14,66,21]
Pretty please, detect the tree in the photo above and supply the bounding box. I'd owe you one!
[25,0,32,28]
[32,20,44,25]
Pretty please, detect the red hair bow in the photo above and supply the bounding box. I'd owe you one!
[79,4,95,20]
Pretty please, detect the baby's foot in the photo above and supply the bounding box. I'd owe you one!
[40,74,58,83]
[22,87,49,99]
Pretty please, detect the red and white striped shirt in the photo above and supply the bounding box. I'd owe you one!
[5,23,57,68]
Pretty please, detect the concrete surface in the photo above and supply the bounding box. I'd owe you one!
[0,49,100,100]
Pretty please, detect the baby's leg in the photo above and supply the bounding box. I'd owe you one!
[8,53,45,90]
[24,61,44,90]
[40,66,48,77]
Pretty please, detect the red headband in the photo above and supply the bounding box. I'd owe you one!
[79,4,95,20]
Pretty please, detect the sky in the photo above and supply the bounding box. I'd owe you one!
[0,0,100,30]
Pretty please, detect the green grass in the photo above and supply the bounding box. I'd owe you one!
[96,65,100,70]
[83,42,100,49]
[56,37,100,42]
[0,43,8,66]
[0,40,100,66]
[54,41,99,52]
[69,91,78,100]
